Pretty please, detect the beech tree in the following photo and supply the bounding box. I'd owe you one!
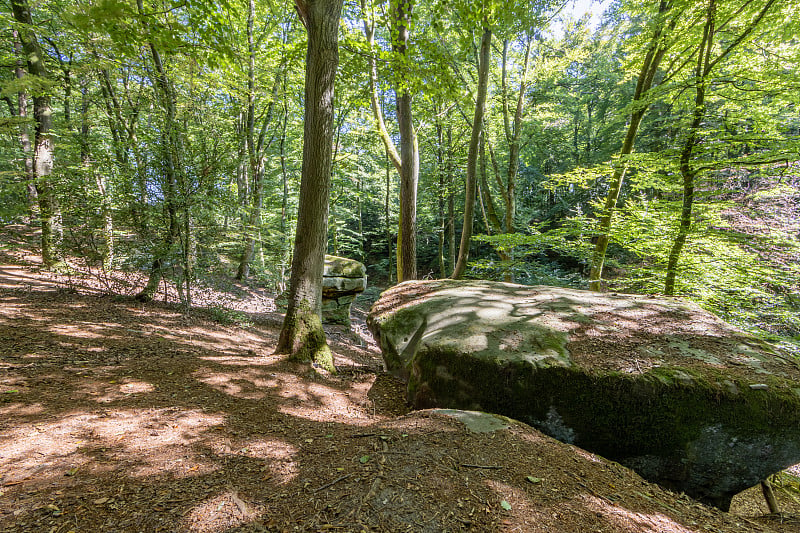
[10,0,62,267]
[588,0,680,290]
[663,0,778,295]
[275,0,344,371]
[361,0,419,282]
[452,19,491,279]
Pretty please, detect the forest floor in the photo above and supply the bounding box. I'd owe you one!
[1,224,799,533]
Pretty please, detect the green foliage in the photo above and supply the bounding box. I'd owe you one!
[2,0,799,357]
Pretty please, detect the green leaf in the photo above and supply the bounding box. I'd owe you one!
[500,500,512,511]
[359,455,370,464]
[526,476,542,484]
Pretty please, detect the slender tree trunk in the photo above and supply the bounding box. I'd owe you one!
[279,97,290,288]
[237,0,269,281]
[480,133,503,234]
[11,0,62,268]
[385,154,394,284]
[11,31,38,222]
[135,0,182,301]
[664,5,710,296]
[453,24,491,279]
[663,0,775,295]
[363,0,418,281]
[447,128,455,274]
[276,0,343,372]
[588,0,675,291]
[78,78,113,271]
[436,120,446,278]
[761,479,780,514]
[501,37,531,282]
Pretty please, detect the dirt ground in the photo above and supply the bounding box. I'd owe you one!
[1,225,799,532]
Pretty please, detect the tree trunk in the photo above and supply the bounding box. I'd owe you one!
[236,0,275,281]
[363,0,418,282]
[135,0,182,301]
[447,128,455,274]
[396,90,418,281]
[664,7,710,295]
[501,37,531,282]
[588,0,675,291]
[11,31,38,222]
[11,0,62,268]
[385,154,394,284]
[436,119,446,278]
[663,0,775,295]
[452,24,491,279]
[276,0,343,372]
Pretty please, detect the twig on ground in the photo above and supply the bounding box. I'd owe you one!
[314,473,353,493]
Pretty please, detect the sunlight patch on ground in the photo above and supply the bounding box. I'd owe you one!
[176,327,274,355]
[119,380,155,394]
[210,438,299,484]
[0,414,94,485]
[88,409,224,478]
[484,479,563,531]
[183,490,261,532]
[47,323,107,339]
[198,354,282,367]
[193,367,277,400]
[0,401,43,417]
[278,380,374,424]
[72,376,150,403]
[0,408,224,487]
[572,447,604,464]
[581,494,696,532]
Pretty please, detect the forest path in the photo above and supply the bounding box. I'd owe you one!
[0,224,797,532]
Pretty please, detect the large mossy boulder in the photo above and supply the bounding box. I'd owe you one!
[321,255,366,326]
[367,279,800,510]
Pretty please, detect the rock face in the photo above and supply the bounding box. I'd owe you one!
[321,255,366,326]
[367,280,800,510]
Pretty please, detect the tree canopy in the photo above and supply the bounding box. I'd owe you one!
[2,0,799,355]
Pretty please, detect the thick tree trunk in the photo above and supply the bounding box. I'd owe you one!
[276,0,343,372]
[396,89,418,281]
[452,25,491,279]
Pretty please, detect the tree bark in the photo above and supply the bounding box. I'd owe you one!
[664,0,712,296]
[135,0,182,301]
[588,0,675,291]
[237,0,284,281]
[664,0,776,295]
[363,0,418,281]
[11,0,62,267]
[452,24,491,279]
[276,0,343,372]
[10,31,38,222]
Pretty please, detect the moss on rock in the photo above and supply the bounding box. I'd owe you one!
[367,280,800,510]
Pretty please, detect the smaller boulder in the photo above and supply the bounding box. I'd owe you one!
[322,255,366,326]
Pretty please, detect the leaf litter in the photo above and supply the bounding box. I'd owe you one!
[0,224,798,532]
